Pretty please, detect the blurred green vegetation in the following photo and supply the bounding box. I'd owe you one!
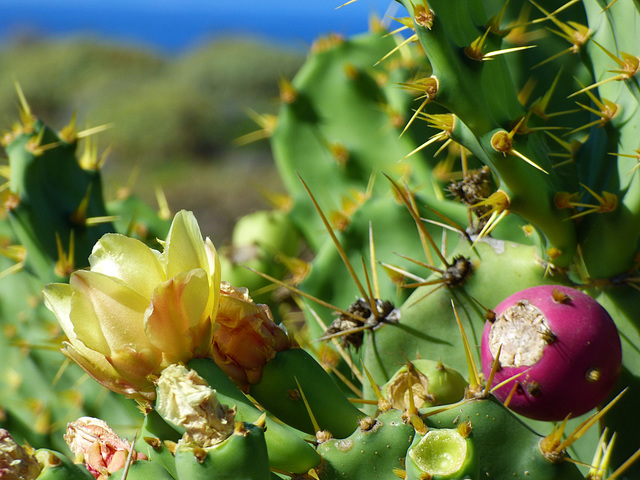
[0,35,305,242]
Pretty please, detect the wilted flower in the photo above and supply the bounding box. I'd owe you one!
[211,282,290,390]
[0,429,42,480]
[64,417,147,479]
[43,210,221,401]
[155,364,236,448]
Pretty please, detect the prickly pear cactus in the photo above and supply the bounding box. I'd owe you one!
[260,0,640,476]
[3,0,640,479]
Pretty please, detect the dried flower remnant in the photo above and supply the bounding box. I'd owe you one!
[0,429,42,480]
[155,364,236,448]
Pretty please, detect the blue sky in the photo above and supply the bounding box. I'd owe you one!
[1,0,404,53]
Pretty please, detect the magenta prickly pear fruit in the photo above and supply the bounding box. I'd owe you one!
[481,285,622,421]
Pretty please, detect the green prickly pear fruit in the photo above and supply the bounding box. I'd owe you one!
[405,423,477,480]
[219,209,300,299]
[481,285,622,421]
[382,359,468,411]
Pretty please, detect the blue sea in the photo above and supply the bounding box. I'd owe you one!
[0,0,402,53]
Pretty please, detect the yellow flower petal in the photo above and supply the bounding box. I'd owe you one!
[43,282,75,340]
[106,345,163,394]
[89,234,166,299]
[164,211,211,279]
[70,271,152,356]
[62,341,146,398]
[144,268,211,363]
[204,237,222,321]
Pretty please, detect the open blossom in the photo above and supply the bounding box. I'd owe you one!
[211,282,290,390]
[64,417,147,479]
[43,210,221,401]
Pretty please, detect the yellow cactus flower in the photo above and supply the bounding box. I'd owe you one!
[43,210,221,401]
[211,282,290,391]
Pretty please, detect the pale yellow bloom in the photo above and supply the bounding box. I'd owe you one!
[43,210,221,401]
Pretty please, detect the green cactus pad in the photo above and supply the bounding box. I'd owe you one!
[317,409,415,480]
[173,423,270,480]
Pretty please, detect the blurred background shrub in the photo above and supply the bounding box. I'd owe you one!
[0,34,305,242]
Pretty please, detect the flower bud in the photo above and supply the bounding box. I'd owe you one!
[210,283,290,390]
[64,417,147,479]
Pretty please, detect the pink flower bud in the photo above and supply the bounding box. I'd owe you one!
[64,417,147,479]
